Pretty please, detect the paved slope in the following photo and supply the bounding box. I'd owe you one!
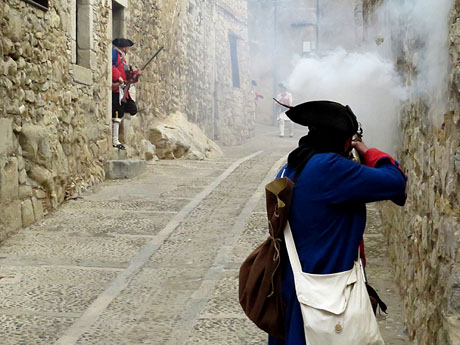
[0,125,410,344]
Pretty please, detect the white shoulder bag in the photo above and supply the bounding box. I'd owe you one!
[284,222,384,345]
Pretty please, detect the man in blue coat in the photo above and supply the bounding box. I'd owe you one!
[268,100,407,345]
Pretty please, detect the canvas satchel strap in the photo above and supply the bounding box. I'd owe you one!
[280,168,286,178]
[285,222,361,274]
[284,222,302,274]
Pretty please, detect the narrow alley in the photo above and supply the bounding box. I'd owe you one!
[0,126,409,344]
[1,0,459,343]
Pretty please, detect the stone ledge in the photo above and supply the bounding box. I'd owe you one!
[109,149,128,161]
[113,0,128,8]
[104,160,146,180]
[72,64,93,85]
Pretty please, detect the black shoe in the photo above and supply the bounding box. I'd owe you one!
[113,143,126,150]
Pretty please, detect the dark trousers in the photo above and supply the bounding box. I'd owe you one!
[112,92,138,119]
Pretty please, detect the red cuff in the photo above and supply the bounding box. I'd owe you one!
[360,239,366,268]
[362,148,395,168]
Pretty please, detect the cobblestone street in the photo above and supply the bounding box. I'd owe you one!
[0,125,410,344]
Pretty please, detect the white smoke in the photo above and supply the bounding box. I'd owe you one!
[375,0,453,123]
[285,0,454,153]
[287,48,406,154]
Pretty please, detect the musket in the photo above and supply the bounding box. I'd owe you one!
[121,46,164,103]
[350,122,363,163]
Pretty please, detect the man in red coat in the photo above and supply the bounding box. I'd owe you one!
[111,38,143,150]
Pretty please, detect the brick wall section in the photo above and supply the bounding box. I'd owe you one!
[364,0,460,343]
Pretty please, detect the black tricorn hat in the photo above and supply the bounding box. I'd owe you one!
[276,100,358,136]
[112,38,134,48]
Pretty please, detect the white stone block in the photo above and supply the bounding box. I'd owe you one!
[19,185,33,199]
[104,160,146,179]
[34,188,47,199]
[113,0,128,8]
[141,139,156,161]
[18,169,27,185]
[0,200,21,238]
[21,199,35,227]
[32,197,44,221]
[0,118,14,158]
[72,64,93,85]
[0,157,19,202]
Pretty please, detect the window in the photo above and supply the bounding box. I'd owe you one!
[112,1,126,39]
[229,34,240,89]
[76,0,92,68]
[23,0,49,10]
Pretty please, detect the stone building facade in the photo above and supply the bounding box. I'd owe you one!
[248,0,319,124]
[0,0,112,241]
[0,0,254,240]
[248,0,361,124]
[127,0,254,147]
[364,0,460,343]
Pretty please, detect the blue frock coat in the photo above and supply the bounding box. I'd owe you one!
[268,149,407,345]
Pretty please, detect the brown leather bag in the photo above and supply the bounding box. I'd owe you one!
[239,177,294,340]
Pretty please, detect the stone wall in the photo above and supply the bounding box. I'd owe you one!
[0,0,254,240]
[247,0,276,124]
[0,0,112,240]
[364,0,460,343]
[127,0,255,147]
[214,1,255,144]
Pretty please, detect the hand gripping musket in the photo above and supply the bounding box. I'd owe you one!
[350,123,363,163]
[121,46,164,103]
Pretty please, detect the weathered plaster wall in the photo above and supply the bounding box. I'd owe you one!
[364,1,460,343]
[0,0,112,240]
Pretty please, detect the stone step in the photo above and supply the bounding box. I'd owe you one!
[109,148,128,160]
[104,160,147,180]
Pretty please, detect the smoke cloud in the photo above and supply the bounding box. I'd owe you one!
[375,0,453,122]
[287,48,406,154]
[285,0,453,154]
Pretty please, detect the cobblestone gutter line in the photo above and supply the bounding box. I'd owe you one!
[164,155,287,345]
[54,151,262,345]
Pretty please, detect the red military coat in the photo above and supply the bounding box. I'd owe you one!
[112,49,139,98]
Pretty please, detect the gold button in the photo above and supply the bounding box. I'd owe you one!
[335,324,343,333]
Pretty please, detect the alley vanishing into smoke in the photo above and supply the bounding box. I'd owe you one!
[0,126,409,344]
[1,0,459,343]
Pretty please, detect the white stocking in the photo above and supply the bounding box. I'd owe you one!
[279,118,285,137]
[112,120,121,146]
